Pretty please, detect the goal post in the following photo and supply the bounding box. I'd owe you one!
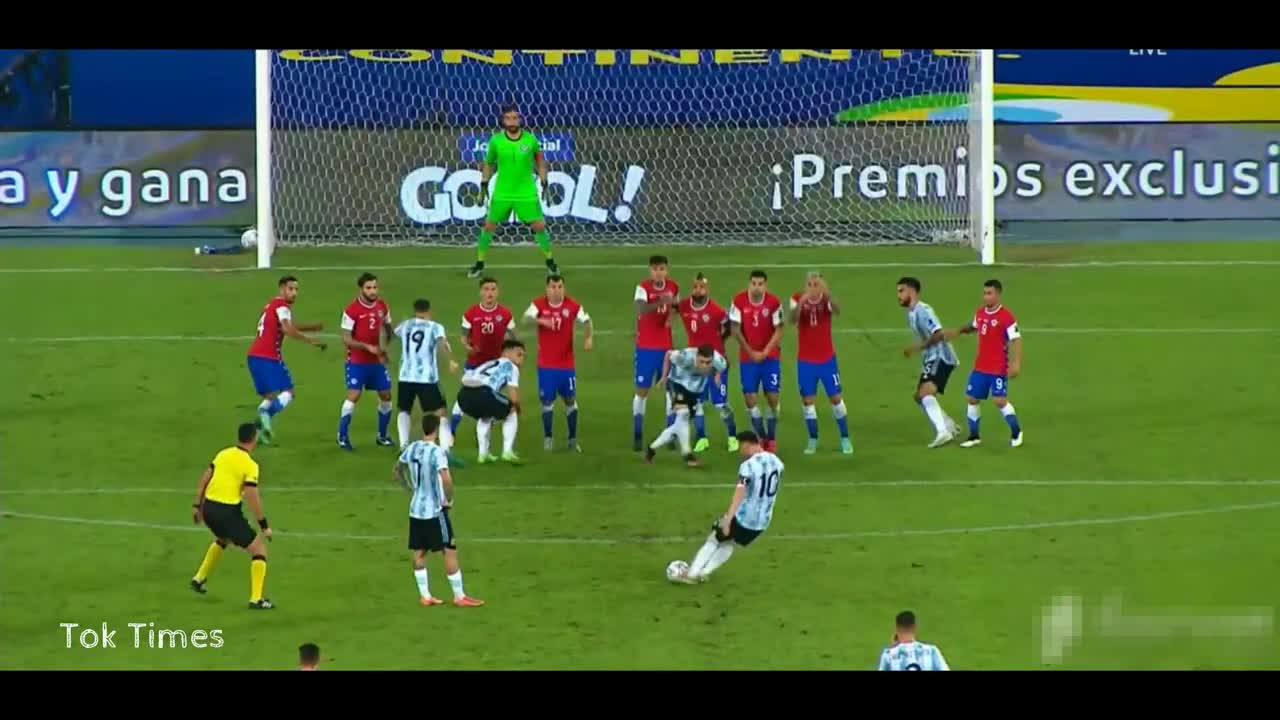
[254,48,996,268]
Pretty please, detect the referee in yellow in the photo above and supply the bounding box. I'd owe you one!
[190,422,274,609]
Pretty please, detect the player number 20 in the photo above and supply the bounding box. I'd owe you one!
[480,321,495,335]
[758,469,780,499]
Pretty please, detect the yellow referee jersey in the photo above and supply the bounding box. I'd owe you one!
[203,446,260,505]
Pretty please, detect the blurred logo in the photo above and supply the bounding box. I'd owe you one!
[460,133,575,163]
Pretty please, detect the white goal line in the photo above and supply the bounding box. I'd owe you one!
[4,499,1279,545]
[7,327,1275,345]
[4,259,1280,275]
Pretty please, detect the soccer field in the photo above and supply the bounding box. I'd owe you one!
[2,241,1278,670]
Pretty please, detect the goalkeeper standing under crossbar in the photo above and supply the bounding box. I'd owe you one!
[468,105,560,279]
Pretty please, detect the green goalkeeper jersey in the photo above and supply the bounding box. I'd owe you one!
[485,130,541,201]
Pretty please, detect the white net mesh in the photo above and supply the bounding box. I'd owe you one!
[266,49,986,248]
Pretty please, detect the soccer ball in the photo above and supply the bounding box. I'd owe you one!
[241,228,258,249]
[665,560,689,582]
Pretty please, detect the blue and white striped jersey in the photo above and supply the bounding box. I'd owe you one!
[667,348,728,395]
[877,641,950,671]
[907,301,958,367]
[394,318,447,384]
[461,357,520,397]
[399,440,449,520]
[734,451,784,531]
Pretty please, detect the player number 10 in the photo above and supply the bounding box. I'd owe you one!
[758,470,780,499]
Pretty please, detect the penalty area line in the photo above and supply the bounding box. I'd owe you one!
[2,500,1280,545]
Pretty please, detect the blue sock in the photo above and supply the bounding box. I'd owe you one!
[377,402,392,439]
[542,406,554,438]
[338,400,355,439]
[721,407,738,436]
[266,398,284,416]
[450,412,462,435]
[567,405,578,440]
[693,411,707,440]
[750,410,765,437]
[832,400,850,439]
[666,413,675,428]
[766,413,778,441]
[1001,403,1021,436]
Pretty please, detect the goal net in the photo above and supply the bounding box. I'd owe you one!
[256,49,994,266]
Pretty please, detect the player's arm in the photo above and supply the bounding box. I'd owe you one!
[787,295,800,324]
[340,313,379,355]
[905,310,946,357]
[578,306,595,352]
[393,460,411,491]
[480,142,496,203]
[727,304,750,350]
[720,478,748,534]
[379,313,394,355]
[534,150,548,193]
[658,350,674,386]
[440,468,454,509]
[435,330,460,374]
[524,303,553,329]
[944,320,978,341]
[241,484,270,540]
[761,307,784,357]
[458,317,475,354]
[933,646,951,671]
[191,464,213,523]
[1008,324,1023,377]
[634,285,664,315]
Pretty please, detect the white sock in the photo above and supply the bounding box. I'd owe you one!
[832,400,847,420]
[689,533,719,576]
[649,420,678,450]
[920,395,948,434]
[413,567,431,600]
[438,418,453,451]
[674,408,692,453]
[341,399,356,418]
[378,400,393,415]
[502,411,519,453]
[477,419,493,456]
[451,401,463,417]
[632,394,646,416]
[258,398,272,413]
[397,412,412,448]
[1000,402,1017,418]
[802,404,817,420]
[718,404,733,421]
[967,403,981,423]
[447,570,465,599]
[277,391,293,409]
[702,543,736,576]
[694,404,705,419]
[664,393,673,418]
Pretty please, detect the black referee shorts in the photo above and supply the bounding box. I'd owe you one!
[202,499,256,548]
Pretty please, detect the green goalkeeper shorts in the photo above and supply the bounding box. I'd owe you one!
[486,197,545,224]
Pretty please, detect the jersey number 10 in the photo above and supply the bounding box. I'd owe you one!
[758,470,780,499]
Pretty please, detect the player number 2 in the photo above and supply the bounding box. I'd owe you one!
[368,315,378,330]
[758,470,780,499]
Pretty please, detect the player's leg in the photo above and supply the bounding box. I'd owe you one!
[498,401,521,464]
[190,536,227,593]
[645,389,683,460]
[526,212,558,276]
[374,365,395,446]
[562,373,581,452]
[741,362,765,437]
[712,367,738,451]
[468,204,503,278]
[692,402,708,451]
[632,349,657,450]
[538,368,556,450]
[411,546,442,606]
[450,364,474,435]
[961,371,988,447]
[440,513,483,606]
[798,361,820,454]
[991,376,1022,446]
[396,382,416,450]
[823,359,853,454]
[338,362,363,450]
[245,531,272,609]
[763,359,782,449]
[915,362,954,448]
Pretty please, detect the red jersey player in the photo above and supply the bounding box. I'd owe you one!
[337,272,394,451]
[789,272,852,455]
[677,272,737,452]
[631,254,679,451]
[522,274,594,452]
[948,279,1024,448]
[245,275,326,444]
[728,270,784,451]
[450,276,516,435]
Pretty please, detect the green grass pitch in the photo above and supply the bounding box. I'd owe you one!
[1,241,1278,670]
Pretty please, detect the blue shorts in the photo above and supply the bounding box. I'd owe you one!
[797,358,842,398]
[537,367,577,404]
[740,358,782,395]
[634,348,667,389]
[247,356,294,396]
[966,370,1009,399]
[701,364,730,406]
[345,362,392,393]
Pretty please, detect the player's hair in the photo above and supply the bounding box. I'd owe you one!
[696,344,715,358]
[648,254,668,267]
[413,299,431,313]
[694,272,707,282]
[806,271,823,281]
[984,278,1003,292]
[735,430,761,446]
[501,103,519,116]
[750,270,768,282]
[478,276,498,288]
[546,274,564,286]
[898,276,922,292]
[238,422,258,444]
[502,339,525,352]
[299,643,320,666]
[420,414,441,437]
[356,272,378,288]
[895,611,917,630]
[278,275,298,287]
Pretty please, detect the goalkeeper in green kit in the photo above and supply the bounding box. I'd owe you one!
[468,105,560,278]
